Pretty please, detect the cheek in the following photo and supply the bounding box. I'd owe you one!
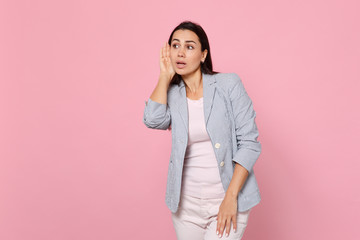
[170,50,176,59]
[189,52,202,61]
[188,57,201,66]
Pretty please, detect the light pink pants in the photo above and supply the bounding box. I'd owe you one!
[171,193,251,240]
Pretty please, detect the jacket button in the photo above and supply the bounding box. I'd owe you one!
[220,161,225,167]
[215,143,221,148]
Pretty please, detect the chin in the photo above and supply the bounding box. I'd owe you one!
[179,69,197,77]
[175,69,186,75]
[176,71,188,77]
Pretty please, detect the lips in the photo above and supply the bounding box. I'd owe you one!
[176,61,186,69]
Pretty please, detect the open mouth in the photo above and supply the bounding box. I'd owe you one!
[176,61,186,68]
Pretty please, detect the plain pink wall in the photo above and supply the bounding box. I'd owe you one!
[1,0,359,239]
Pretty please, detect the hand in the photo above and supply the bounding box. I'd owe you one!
[216,194,238,238]
[159,42,175,81]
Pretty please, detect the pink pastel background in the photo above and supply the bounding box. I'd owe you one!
[1,0,359,239]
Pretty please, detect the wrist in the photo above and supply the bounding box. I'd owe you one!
[157,78,170,89]
[159,73,173,82]
[225,189,238,200]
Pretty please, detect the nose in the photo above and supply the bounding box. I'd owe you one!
[177,47,185,57]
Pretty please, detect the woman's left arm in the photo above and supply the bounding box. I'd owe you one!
[216,163,248,238]
[216,73,262,238]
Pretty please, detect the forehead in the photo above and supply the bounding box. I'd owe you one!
[172,29,199,43]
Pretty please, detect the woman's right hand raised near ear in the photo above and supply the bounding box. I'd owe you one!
[159,42,176,83]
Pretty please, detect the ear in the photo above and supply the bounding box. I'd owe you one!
[202,49,208,62]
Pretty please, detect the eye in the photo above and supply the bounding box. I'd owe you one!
[172,44,178,48]
[188,45,194,50]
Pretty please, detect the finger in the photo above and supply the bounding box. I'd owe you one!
[232,215,237,233]
[165,44,168,62]
[161,43,164,59]
[218,217,226,238]
[165,42,168,60]
[225,217,231,237]
[166,42,170,59]
[216,215,221,236]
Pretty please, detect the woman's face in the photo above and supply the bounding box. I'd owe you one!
[170,29,207,76]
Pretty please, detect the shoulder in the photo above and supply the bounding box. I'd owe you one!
[213,72,244,92]
[166,83,180,105]
[168,83,178,93]
[167,83,178,98]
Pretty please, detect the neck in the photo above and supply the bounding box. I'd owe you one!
[182,69,203,93]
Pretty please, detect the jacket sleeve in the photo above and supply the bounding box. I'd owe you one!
[143,97,171,130]
[230,73,262,173]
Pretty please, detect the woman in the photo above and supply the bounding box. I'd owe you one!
[143,21,262,240]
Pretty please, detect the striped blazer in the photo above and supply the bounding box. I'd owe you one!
[143,72,262,213]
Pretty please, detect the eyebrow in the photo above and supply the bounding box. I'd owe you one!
[172,38,197,44]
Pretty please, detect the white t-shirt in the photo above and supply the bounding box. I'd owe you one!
[181,97,226,199]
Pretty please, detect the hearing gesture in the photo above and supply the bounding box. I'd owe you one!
[159,42,176,83]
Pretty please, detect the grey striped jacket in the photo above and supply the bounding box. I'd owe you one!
[143,72,262,213]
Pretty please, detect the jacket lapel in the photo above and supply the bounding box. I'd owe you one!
[175,72,216,132]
